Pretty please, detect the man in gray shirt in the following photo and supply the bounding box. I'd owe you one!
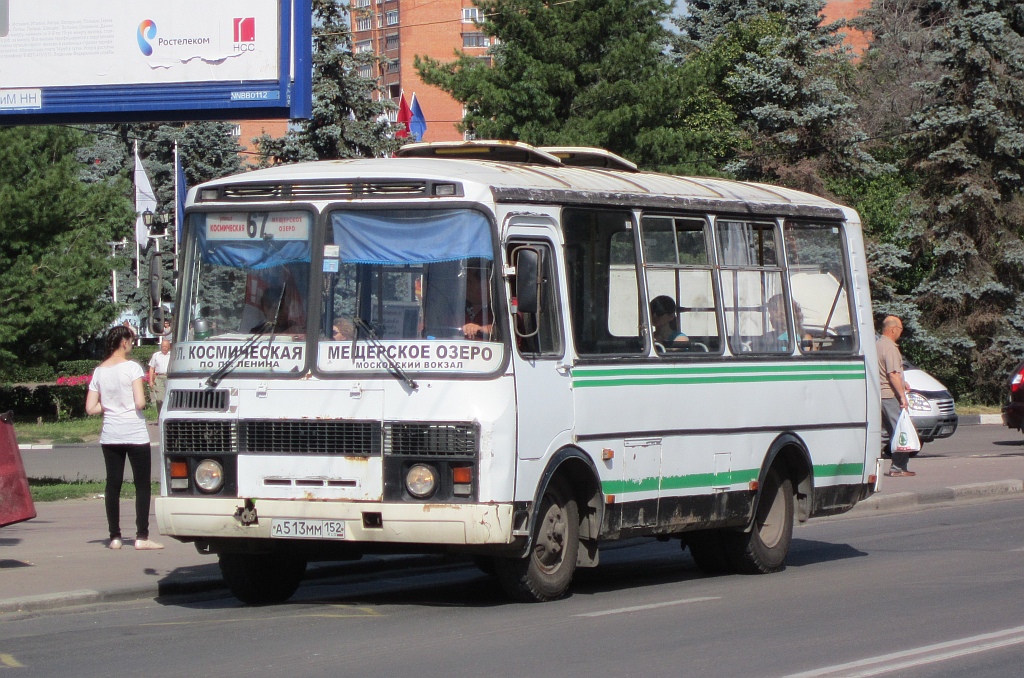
[877,315,913,476]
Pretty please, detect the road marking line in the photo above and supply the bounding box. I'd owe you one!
[575,596,720,618]
[784,624,1024,677]
[0,654,25,668]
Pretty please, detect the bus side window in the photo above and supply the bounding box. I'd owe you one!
[563,208,644,356]
[508,242,562,357]
[784,221,858,354]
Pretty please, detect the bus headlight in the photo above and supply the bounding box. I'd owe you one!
[195,459,225,493]
[405,464,438,499]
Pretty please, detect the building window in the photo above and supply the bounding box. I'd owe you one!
[385,33,399,50]
[354,0,370,6]
[462,7,483,23]
[356,40,372,53]
[388,83,401,98]
[356,16,373,31]
[386,59,400,73]
[386,10,399,26]
[358,64,373,78]
[229,124,242,137]
[476,56,492,67]
[462,32,489,48]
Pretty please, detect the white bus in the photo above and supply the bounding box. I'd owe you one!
[155,141,881,604]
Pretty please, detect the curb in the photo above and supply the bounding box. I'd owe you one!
[852,479,1024,514]
[958,414,1003,426]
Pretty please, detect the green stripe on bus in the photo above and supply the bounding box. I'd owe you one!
[601,463,864,495]
[575,372,865,388]
[814,463,864,477]
[574,364,864,378]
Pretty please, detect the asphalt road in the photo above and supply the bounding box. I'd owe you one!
[1,497,1023,677]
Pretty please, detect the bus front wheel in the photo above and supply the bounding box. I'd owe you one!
[219,552,307,605]
[495,480,580,602]
[725,467,794,574]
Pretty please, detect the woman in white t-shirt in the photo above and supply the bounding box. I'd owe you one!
[86,325,164,551]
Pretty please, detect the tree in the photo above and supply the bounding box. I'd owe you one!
[898,0,1024,401]
[415,0,706,172]
[256,0,400,164]
[673,0,880,186]
[0,126,135,367]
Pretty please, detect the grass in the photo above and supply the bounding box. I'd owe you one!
[28,478,161,502]
[955,403,1001,415]
[13,405,158,444]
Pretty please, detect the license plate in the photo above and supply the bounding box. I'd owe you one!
[270,518,346,540]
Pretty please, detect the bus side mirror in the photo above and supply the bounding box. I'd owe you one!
[148,250,164,335]
[514,247,540,315]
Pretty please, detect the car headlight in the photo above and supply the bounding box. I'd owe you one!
[195,459,225,493]
[907,392,931,412]
[405,463,438,499]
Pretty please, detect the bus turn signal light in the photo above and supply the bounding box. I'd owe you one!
[170,461,188,478]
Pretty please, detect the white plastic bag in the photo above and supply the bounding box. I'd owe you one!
[891,409,921,453]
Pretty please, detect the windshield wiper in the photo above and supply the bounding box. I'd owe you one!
[352,316,418,390]
[206,282,287,388]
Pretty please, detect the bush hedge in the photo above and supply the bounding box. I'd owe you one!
[0,364,56,384]
[56,360,100,377]
[0,384,91,420]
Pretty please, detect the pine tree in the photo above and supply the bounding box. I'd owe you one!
[256,0,400,164]
[674,0,878,185]
[0,126,135,366]
[901,0,1024,400]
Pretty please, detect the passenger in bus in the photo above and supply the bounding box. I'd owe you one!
[332,317,354,341]
[462,267,493,340]
[650,295,688,349]
[255,287,305,336]
[761,295,812,352]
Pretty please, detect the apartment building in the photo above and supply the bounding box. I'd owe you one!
[350,0,489,142]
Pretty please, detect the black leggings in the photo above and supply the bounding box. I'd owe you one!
[101,443,153,540]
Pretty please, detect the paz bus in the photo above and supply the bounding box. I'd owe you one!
[153,141,881,604]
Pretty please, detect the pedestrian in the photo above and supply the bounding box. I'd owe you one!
[148,338,172,415]
[877,315,914,477]
[85,325,164,550]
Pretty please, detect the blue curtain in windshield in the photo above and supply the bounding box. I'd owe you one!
[195,214,311,270]
[331,209,493,265]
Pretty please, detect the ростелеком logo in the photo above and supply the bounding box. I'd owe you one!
[137,19,157,56]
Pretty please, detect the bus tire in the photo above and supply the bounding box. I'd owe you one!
[219,552,307,605]
[725,467,794,574]
[495,480,579,602]
[685,530,733,575]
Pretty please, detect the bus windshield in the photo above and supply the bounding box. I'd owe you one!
[318,208,504,375]
[177,210,312,374]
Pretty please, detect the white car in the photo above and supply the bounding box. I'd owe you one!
[902,359,958,444]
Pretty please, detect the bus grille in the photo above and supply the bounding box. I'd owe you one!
[935,398,955,415]
[385,423,478,458]
[165,420,236,454]
[242,421,382,455]
[168,389,229,412]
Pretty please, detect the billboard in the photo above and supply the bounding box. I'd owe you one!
[0,0,311,123]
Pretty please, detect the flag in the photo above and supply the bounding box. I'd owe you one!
[174,143,187,247]
[134,143,157,247]
[396,93,412,138]
[410,93,427,142]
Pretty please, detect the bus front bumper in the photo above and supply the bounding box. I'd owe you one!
[155,496,516,546]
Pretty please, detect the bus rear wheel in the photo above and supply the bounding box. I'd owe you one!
[725,467,794,574]
[495,480,579,602]
[219,552,307,605]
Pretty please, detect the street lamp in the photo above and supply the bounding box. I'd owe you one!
[107,238,128,303]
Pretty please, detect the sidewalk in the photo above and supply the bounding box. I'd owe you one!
[2,451,1021,615]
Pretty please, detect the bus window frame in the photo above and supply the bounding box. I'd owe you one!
[638,212,724,358]
[311,201,512,382]
[170,203,320,380]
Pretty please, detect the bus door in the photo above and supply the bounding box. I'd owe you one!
[505,220,573,462]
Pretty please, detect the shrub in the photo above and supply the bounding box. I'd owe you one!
[0,364,56,384]
[56,360,100,377]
